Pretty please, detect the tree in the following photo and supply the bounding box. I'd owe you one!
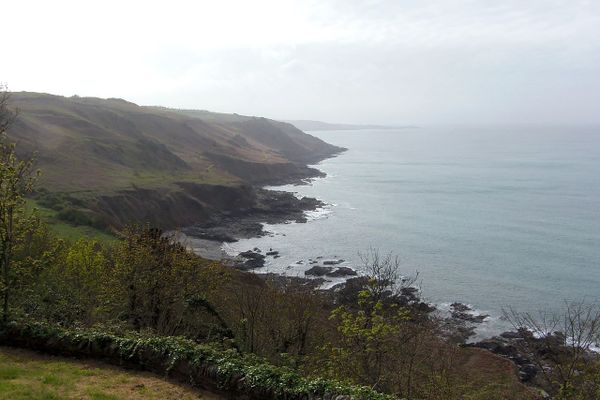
[108,225,232,338]
[0,85,39,323]
[227,277,324,362]
[326,288,411,389]
[316,249,421,393]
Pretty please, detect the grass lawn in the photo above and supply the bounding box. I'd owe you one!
[0,346,222,400]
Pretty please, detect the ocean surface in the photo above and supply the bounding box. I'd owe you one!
[224,125,600,337]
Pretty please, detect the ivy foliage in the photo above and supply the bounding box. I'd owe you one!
[0,320,399,400]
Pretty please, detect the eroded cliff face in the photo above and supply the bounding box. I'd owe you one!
[87,155,328,230]
[93,183,257,229]
[92,180,323,234]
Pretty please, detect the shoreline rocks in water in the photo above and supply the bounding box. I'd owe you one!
[304,261,357,278]
[237,250,266,270]
[182,189,325,242]
[326,266,357,277]
[305,265,333,276]
[228,247,286,271]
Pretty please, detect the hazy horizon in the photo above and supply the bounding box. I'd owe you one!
[2,0,599,126]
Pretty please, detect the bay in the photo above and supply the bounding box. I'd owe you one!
[225,125,600,336]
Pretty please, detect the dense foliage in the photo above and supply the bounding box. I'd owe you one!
[0,220,543,399]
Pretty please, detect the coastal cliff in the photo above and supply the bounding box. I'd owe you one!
[6,92,344,231]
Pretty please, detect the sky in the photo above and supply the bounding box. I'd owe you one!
[2,0,600,125]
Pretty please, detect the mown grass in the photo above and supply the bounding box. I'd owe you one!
[0,347,220,400]
[25,199,116,243]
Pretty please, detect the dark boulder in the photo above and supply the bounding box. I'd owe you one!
[323,259,344,265]
[236,250,266,270]
[305,266,333,276]
[450,302,471,312]
[326,267,357,277]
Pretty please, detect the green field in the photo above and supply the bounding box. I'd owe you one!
[26,200,116,243]
[0,346,221,400]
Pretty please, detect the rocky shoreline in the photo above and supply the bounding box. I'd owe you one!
[177,180,498,345]
[176,155,600,396]
[177,151,552,387]
[181,188,324,243]
[180,210,563,387]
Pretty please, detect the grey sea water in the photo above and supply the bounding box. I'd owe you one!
[225,125,600,336]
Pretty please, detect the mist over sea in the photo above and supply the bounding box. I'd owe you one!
[225,125,600,336]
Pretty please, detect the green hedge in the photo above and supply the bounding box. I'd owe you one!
[0,321,397,400]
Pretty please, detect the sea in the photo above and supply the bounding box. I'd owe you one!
[223,125,600,338]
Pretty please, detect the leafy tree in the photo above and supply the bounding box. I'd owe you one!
[0,86,40,323]
[314,250,418,392]
[30,238,105,324]
[326,288,411,388]
[108,225,232,338]
[10,222,64,321]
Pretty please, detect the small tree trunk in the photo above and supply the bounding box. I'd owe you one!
[1,256,7,324]
[2,208,13,324]
[2,249,11,323]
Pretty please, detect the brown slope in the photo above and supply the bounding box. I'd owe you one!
[169,109,347,164]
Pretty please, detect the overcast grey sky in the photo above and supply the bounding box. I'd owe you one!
[3,0,600,124]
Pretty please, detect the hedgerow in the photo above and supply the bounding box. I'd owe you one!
[0,321,397,400]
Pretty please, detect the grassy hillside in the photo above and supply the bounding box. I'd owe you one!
[9,92,343,192]
[6,92,344,230]
[0,346,221,400]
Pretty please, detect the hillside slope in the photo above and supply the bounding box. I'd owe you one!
[6,92,344,230]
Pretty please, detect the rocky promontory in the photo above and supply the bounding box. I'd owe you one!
[182,189,324,242]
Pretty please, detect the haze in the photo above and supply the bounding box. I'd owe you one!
[3,0,599,125]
